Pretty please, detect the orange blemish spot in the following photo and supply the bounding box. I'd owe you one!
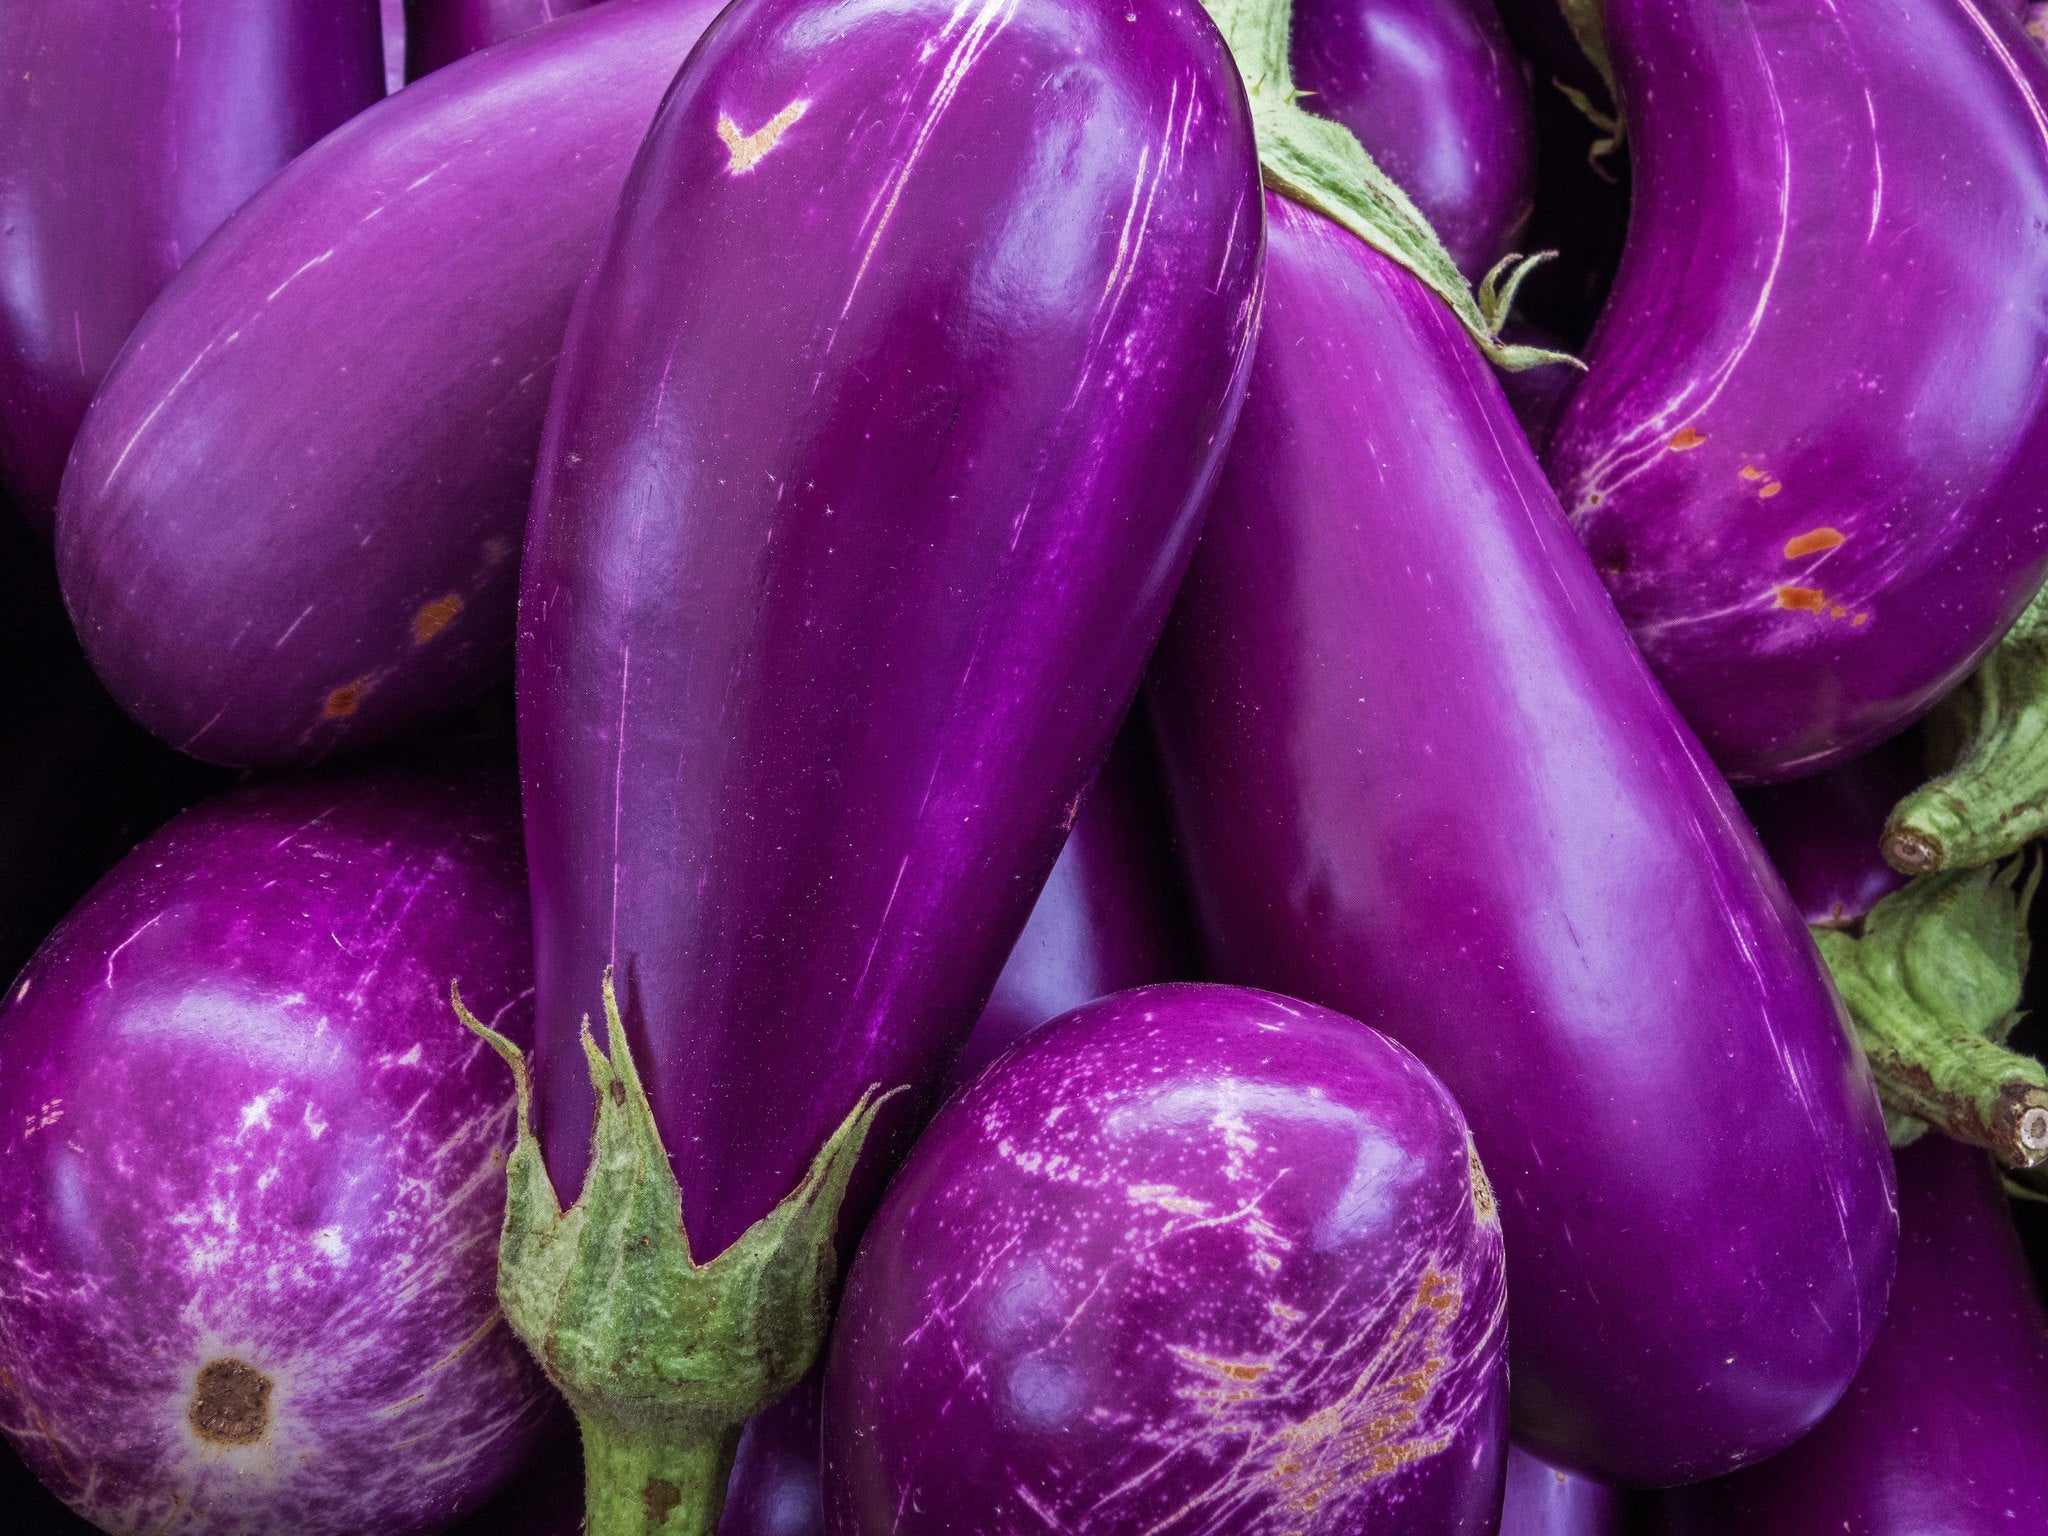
[1668,427,1707,451]
[1852,613,1870,626]
[1759,481,1783,498]
[1783,527,1846,559]
[1740,465,1765,481]
[324,678,372,718]
[411,593,464,644]
[1774,586,1829,613]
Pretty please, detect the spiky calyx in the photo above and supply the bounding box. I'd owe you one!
[1883,581,2048,876]
[1198,0,1575,370]
[455,972,893,1536]
[1812,859,2048,1168]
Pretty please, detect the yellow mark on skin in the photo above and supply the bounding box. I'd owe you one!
[1667,427,1707,451]
[1784,528,1845,559]
[411,593,464,644]
[1270,1301,1306,1323]
[717,101,808,173]
[1740,465,1765,481]
[324,678,372,718]
[22,1099,61,1139]
[1760,481,1783,498]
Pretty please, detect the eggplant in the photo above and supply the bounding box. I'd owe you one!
[0,0,384,536]
[1501,1447,1627,1536]
[1146,185,1897,1485]
[404,0,599,78]
[1654,1135,2048,1534]
[1739,733,1922,932]
[823,983,1509,1535]
[1289,0,1536,283]
[1543,0,2048,784]
[465,0,1262,1526]
[0,754,560,1534]
[57,0,728,770]
[947,714,1196,1092]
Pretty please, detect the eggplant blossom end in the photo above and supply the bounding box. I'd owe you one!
[1812,857,2048,1168]
[453,974,897,1535]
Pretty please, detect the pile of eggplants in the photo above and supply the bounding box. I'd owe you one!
[5,0,2048,1529]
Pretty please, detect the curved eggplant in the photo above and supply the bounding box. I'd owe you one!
[1739,733,1922,931]
[823,983,1509,1535]
[1501,1447,1627,1536]
[0,754,559,1534]
[1289,0,1536,282]
[403,0,599,78]
[1544,0,2048,783]
[1654,1134,2048,1534]
[0,0,383,535]
[484,0,1261,1522]
[1146,191,1897,1485]
[57,0,728,770]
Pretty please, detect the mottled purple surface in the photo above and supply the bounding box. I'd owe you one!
[0,0,383,535]
[1147,193,1897,1487]
[403,0,599,78]
[1545,0,2048,783]
[1500,1446,1626,1536]
[56,0,727,770]
[0,756,560,1534]
[948,713,1196,1093]
[519,0,1261,1256]
[824,984,1509,1535]
[1291,0,1534,282]
[1654,1135,2048,1534]
[1738,733,1923,930]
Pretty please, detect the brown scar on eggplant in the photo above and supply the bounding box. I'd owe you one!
[1667,427,1706,451]
[1740,465,1765,481]
[411,593,464,644]
[1759,481,1783,498]
[1784,528,1845,558]
[324,677,372,717]
[717,101,808,173]
[1774,585,1829,613]
[189,1358,271,1446]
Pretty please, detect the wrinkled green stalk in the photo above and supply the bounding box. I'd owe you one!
[1884,581,2048,875]
[456,973,893,1536]
[1812,859,2048,1168]
[1200,0,1575,370]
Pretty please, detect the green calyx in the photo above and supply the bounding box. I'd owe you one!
[1884,581,2048,876]
[1552,0,1625,169]
[1199,0,1576,370]
[454,973,894,1536]
[1811,858,2048,1168]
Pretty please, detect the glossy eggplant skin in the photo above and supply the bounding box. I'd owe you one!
[403,0,598,77]
[1147,192,1897,1487]
[518,0,1261,1255]
[823,984,1509,1535]
[56,0,727,771]
[1739,734,1923,930]
[1655,1135,2048,1535]
[1290,0,1535,282]
[1501,1448,1627,1536]
[0,0,384,535]
[0,755,559,1535]
[946,714,1196,1092]
[1544,0,2048,784]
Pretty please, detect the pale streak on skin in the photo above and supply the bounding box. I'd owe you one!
[717,101,809,173]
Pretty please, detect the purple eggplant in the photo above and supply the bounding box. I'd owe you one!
[823,983,1509,1535]
[1146,191,1896,1485]
[947,715,1196,1092]
[404,0,599,78]
[56,0,727,770]
[0,0,383,535]
[0,753,560,1534]
[1740,733,1923,932]
[1501,1447,1627,1536]
[1654,1134,2048,1534]
[1543,0,2048,784]
[1289,0,1536,283]
[469,0,1261,1525]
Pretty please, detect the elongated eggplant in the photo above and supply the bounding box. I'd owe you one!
[1502,1447,1627,1536]
[1740,734,1921,931]
[0,754,559,1534]
[947,714,1195,1092]
[1654,1135,2048,1534]
[1543,0,2048,783]
[824,984,1508,1534]
[57,0,727,770]
[1289,0,1535,282]
[475,0,1261,1527]
[404,0,599,78]
[0,0,383,535]
[1147,186,1896,1484]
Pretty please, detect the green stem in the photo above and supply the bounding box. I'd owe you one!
[581,1412,740,1536]
[454,972,898,1536]
[1200,0,1575,371]
[1552,0,1625,166]
[1811,858,2048,1167]
[1884,580,2048,875]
